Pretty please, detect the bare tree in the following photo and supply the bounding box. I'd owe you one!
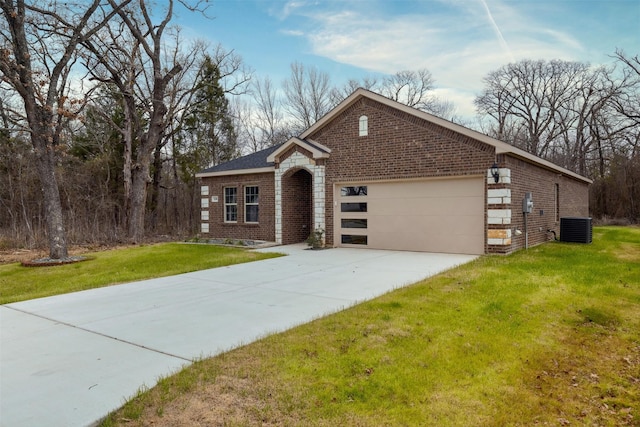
[82,18,143,232]
[329,69,455,118]
[612,50,640,128]
[329,76,380,107]
[236,76,291,152]
[379,69,435,109]
[209,43,252,96]
[0,0,131,259]
[282,62,332,132]
[475,59,591,158]
[552,64,628,176]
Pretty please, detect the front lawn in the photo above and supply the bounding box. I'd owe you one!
[0,243,281,304]
[101,227,640,426]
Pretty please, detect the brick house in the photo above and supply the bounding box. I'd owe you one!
[196,88,590,255]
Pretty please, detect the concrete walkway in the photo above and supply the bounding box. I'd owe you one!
[0,245,477,427]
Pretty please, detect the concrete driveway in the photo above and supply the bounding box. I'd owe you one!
[0,244,477,427]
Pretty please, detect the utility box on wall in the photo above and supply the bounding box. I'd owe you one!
[560,217,592,243]
[522,192,533,213]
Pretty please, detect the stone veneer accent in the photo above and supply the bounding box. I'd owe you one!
[201,185,210,235]
[275,151,326,244]
[487,167,512,247]
[487,228,512,245]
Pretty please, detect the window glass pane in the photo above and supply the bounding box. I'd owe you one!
[342,234,368,245]
[224,187,237,204]
[245,186,259,223]
[341,186,367,196]
[245,186,259,203]
[246,205,259,222]
[225,205,237,222]
[341,218,367,229]
[224,187,238,222]
[341,202,367,212]
[359,115,368,136]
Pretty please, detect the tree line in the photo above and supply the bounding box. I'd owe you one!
[475,53,640,221]
[1,0,638,259]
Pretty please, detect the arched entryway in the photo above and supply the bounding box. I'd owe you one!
[281,168,313,244]
[271,142,327,246]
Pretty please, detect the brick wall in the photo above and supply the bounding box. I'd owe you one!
[307,97,495,246]
[281,168,312,244]
[502,155,589,253]
[199,172,275,241]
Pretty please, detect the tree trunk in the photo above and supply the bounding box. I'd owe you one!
[32,133,69,259]
[128,160,151,243]
[122,95,135,230]
[149,142,162,231]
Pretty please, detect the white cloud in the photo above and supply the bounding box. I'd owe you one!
[281,29,305,37]
[280,0,591,119]
[275,0,315,20]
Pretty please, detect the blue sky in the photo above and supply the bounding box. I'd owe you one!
[176,0,639,119]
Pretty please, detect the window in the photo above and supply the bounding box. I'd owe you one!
[200,185,209,196]
[342,234,368,245]
[341,186,367,196]
[341,218,367,229]
[224,187,237,222]
[245,186,259,223]
[341,202,367,212]
[359,115,368,136]
[201,210,209,221]
[201,223,209,233]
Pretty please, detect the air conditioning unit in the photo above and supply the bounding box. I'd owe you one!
[560,217,592,243]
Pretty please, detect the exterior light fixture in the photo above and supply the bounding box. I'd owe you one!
[490,163,500,183]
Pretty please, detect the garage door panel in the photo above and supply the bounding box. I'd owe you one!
[370,179,482,198]
[368,197,483,216]
[369,215,483,238]
[368,231,479,253]
[336,177,484,255]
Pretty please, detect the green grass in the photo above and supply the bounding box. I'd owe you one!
[100,227,640,426]
[0,243,281,304]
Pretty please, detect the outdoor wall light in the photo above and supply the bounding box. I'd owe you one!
[490,163,500,183]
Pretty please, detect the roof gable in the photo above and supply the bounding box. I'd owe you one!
[266,137,331,163]
[301,88,591,184]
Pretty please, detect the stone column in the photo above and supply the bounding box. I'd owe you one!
[487,167,512,251]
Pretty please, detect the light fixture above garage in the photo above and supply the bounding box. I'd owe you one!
[490,163,500,183]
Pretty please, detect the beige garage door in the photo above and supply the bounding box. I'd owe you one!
[335,177,484,254]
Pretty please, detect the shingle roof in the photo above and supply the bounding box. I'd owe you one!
[198,143,283,174]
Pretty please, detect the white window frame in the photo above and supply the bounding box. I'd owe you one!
[245,185,259,223]
[359,115,368,136]
[224,187,237,223]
